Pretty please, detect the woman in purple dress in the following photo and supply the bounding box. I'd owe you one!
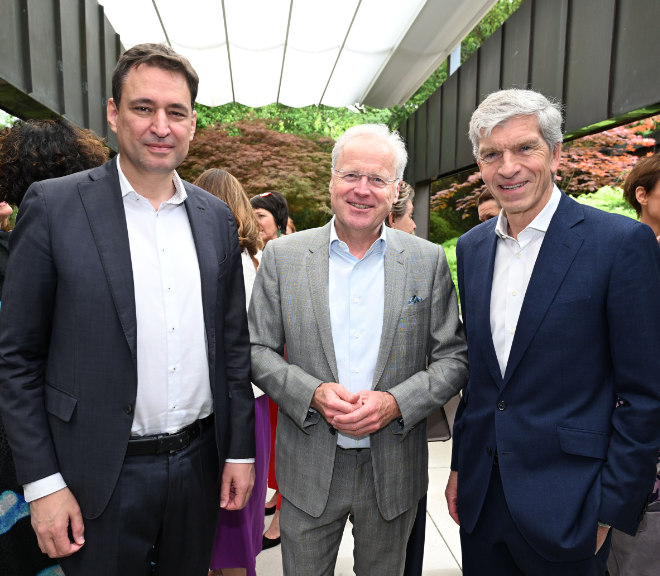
[194,169,270,576]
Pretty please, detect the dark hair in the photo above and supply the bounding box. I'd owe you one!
[250,191,289,233]
[0,118,109,207]
[477,188,498,207]
[623,154,660,217]
[112,43,199,109]
[193,169,263,256]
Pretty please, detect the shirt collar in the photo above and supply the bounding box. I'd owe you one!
[329,216,387,257]
[116,154,187,206]
[495,184,561,239]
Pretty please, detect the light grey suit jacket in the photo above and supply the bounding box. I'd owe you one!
[249,222,468,520]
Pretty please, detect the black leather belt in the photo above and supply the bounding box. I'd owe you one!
[126,414,214,456]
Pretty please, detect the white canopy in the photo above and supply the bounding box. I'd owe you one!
[98,0,498,108]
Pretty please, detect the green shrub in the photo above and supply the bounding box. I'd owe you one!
[429,212,462,244]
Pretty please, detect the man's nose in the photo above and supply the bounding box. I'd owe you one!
[498,150,519,177]
[151,110,170,137]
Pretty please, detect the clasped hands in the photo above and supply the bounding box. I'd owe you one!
[311,382,401,437]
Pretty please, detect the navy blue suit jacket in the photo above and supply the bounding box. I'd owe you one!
[452,192,660,561]
[0,157,254,519]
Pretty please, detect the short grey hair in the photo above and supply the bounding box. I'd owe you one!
[469,89,564,159]
[332,123,408,179]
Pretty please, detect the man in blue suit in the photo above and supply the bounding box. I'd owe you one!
[0,44,255,575]
[445,89,660,575]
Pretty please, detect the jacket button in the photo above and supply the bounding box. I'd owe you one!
[124,404,133,415]
[497,401,506,411]
[486,447,493,456]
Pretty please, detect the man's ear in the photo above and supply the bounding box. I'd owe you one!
[635,185,648,206]
[107,98,119,134]
[387,212,396,227]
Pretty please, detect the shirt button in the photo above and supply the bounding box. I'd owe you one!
[353,298,360,304]
[354,332,360,339]
[123,404,133,415]
[354,368,360,374]
[512,290,518,297]
[497,401,507,411]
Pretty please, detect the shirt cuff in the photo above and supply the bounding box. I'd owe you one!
[23,473,67,502]
[225,458,255,464]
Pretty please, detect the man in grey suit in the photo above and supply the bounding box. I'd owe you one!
[249,124,468,575]
[0,44,255,575]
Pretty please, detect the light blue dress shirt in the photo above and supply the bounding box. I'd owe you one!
[329,218,386,449]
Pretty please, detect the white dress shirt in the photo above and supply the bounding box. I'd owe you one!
[490,185,561,377]
[24,157,214,501]
[329,218,386,449]
[241,248,264,398]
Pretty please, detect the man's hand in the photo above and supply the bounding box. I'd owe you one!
[30,487,85,558]
[331,390,401,436]
[310,382,361,422]
[220,462,255,510]
[445,470,460,525]
[595,524,610,553]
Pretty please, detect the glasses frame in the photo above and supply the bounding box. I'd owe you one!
[332,168,399,190]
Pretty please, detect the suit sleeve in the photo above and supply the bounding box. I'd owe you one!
[599,224,660,532]
[387,243,468,434]
[0,183,61,485]
[220,210,256,460]
[248,242,324,429]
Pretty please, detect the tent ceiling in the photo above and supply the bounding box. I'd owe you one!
[99,0,498,109]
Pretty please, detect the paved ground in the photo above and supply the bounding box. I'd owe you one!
[256,440,463,575]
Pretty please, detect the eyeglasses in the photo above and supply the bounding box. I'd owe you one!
[333,168,398,190]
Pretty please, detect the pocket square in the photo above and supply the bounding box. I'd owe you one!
[408,295,424,304]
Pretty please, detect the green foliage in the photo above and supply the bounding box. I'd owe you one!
[195,102,399,138]
[429,212,462,244]
[441,237,459,299]
[575,186,636,220]
[179,119,334,231]
[0,110,16,129]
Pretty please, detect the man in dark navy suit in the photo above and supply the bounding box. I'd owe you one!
[446,88,660,575]
[0,44,255,576]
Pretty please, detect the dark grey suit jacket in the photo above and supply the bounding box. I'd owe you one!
[249,223,468,520]
[0,157,255,519]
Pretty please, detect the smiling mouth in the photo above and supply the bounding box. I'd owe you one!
[499,182,527,191]
[349,202,371,209]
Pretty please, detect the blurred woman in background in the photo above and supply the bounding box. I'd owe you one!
[386,180,416,234]
[249,190,290,550]
[194,169,268,576]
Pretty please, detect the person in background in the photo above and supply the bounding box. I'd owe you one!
[250,189,290,550]
[194,169,268,576]
[607,153,660,576]
[0,117,108,576]
[447,88,660,576]
[386,180,416,234]
[251,190,289,244]
[286,217,296,235]
[249,123,468,575]
[0,44,255,576]
[476,187,501,223]
[0,118,109,298]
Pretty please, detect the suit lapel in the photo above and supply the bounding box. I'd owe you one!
[503,194,585,384]
[183,184,217,366]
[372,234,406,389]
[78,158,137,361]
[306,224,339,382]
[468,228,505,387]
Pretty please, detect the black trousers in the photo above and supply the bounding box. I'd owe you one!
[461,464,611,576]
[60,424,219,576]
[403,494,426,576]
